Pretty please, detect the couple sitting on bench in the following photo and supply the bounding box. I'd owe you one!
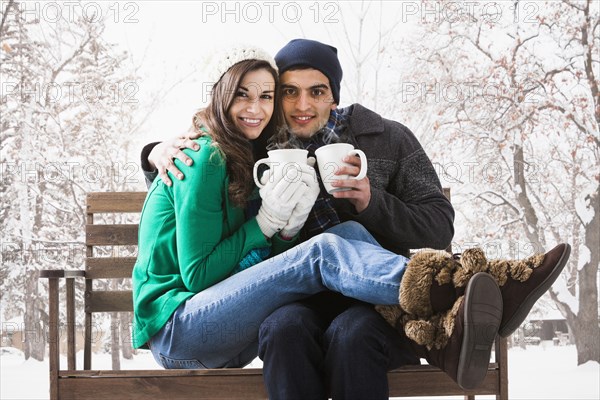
[133,38,571,399]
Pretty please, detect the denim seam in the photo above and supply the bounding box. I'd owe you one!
[177,261,312,320]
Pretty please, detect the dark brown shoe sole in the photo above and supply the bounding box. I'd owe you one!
[457,272,503,390]
[499,243,571,337]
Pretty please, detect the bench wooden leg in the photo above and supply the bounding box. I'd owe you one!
[66,277,76,370]
[47,277,60,400]
[496,338,509,400]
[84,280,92,370]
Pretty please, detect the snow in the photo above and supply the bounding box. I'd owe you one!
[1,346,598,400]
[577,245,592,272]
[574,184,597,226]
[553,275,579,315]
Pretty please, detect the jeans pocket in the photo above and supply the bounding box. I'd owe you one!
[158,353,206,369]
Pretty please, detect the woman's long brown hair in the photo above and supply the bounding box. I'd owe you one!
[192,60,283,207]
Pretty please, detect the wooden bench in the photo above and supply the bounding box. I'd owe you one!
[40,191,508,399]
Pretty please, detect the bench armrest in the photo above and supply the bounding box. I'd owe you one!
[39,269,86,375]
[40,270,86,279]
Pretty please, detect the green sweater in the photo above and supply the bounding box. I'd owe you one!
[132,136,295,348]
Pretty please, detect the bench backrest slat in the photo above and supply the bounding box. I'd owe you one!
[442,187,450,201]
[85,258,137,280]
[86,291,134,312]
[86,224,139,246]
[86,192,147,213]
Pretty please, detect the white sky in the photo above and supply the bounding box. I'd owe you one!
[99,1,414,142]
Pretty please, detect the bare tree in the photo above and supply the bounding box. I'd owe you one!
[323,1,405,115]
[1,1,142,362]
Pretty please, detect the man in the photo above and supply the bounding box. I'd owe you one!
[140,39,570,399]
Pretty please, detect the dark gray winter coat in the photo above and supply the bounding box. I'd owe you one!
[335,104,454,257]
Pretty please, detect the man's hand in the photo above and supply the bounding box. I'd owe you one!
[331,155,371,213]
[148,132,202,186]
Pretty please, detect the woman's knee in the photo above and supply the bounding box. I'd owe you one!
[308,232,347,260]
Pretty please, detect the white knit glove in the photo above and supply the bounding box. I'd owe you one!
[280,158,320,238]
[255,169,307,238]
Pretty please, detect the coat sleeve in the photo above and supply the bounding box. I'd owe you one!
[140,142,159,189]
[169,145,269,293]
[352,125,455,252]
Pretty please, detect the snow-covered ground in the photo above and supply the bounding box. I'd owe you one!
[0,345,598,399]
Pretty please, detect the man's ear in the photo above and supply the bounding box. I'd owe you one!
[330,102,337,110]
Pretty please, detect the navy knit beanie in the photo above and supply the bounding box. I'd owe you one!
[275,39,343,104]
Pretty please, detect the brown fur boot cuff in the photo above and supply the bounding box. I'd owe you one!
[400,250,457,318]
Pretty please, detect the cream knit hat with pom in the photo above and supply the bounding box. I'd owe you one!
[206,44,278,84]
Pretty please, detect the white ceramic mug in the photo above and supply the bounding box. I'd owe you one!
[253,149,309,188]
[315,143,367,194]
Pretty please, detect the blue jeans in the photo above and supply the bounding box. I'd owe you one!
[148,221,409,369]
[258,301,420,400]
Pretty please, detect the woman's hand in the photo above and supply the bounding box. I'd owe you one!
[256,170,308,238]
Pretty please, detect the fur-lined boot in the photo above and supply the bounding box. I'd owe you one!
[453,244,571,337]
[376,247,488,327]
[399,248,489,318]
[375,248,486,340]
[382,272,502,390]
